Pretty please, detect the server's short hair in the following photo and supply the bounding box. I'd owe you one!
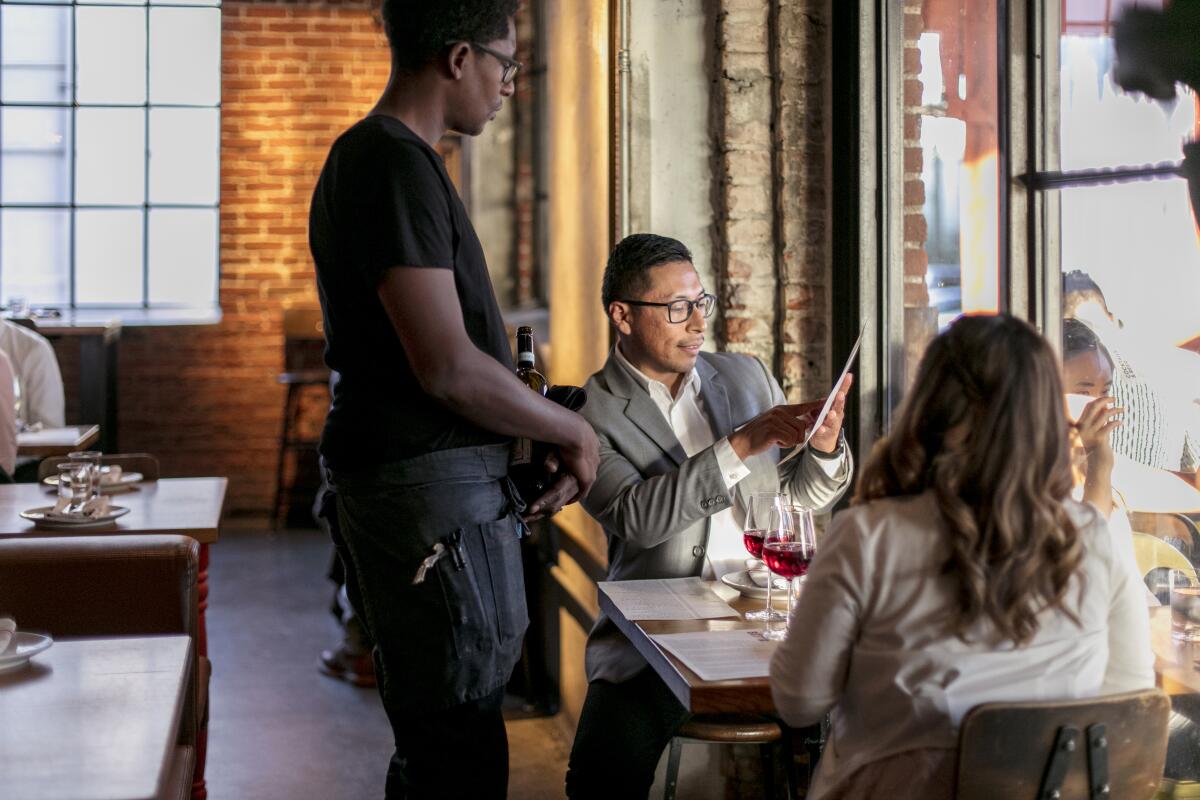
[380,0,518,72]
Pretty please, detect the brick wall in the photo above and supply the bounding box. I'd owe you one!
[56,0,394,518]
[714,0,833,401]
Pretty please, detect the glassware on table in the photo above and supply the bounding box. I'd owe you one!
[56,461,93,514]
[758,503,797,640]
[762,505,817,639]
[68,450,102,499]
[1170,570,1200,642]
[743,491,787,623]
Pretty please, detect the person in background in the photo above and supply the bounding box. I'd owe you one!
[565,233,853,799]
[308,2,599,797]
[0,319,64,430]
[769,314,1154,800]
[0,349,18,479]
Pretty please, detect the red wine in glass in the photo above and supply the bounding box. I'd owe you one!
[742,529,765,559]
[762,541,813,580]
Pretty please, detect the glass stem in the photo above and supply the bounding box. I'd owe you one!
[764,570,773,631]
[788,576,798,622]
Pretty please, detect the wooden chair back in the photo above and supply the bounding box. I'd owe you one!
[955,689,1169,799]
[282,308,327,374]
[38,452,161,482]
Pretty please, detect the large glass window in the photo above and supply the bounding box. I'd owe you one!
[894,0,1003,393]
[1056,3,1199,474]
[0,0,220,309]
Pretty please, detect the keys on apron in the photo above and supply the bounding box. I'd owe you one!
[412,543,447,585]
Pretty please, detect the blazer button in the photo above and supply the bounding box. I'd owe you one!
[692,545,705,558]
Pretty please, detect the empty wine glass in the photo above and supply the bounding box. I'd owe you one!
[743,492,786,622]
[762,505,817,636]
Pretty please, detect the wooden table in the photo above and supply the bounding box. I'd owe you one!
[0,635,192,800]
[0,476,226,800]
[603,585,1200,716]
[599,584,780,714]
[16,424,100,457]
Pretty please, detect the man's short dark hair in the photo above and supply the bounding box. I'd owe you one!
[602,233,694,308]
[1062,269,1110,318]
[380,0,518,72]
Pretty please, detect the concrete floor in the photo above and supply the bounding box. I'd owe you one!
[205,526,570,800]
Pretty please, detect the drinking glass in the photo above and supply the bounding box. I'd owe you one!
[57,461,93,514]
[759,504,796,640]
[743,492,786,623]
[1170,570,1200,642]
[762,505,817,637]
[68,450,102,500]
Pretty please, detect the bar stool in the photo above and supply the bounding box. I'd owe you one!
[664,714,798,799]
[273,308,329,528]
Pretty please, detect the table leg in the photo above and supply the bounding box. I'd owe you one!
[192,542,210,800]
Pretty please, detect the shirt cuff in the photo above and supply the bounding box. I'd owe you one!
[713,436,752,490]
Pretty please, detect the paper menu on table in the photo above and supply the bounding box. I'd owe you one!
[779,322,867,466]
[650,629,778,681]
[598,578,740,621]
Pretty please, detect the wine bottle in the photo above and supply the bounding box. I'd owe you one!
[512,326,547,471]
[516,326,548,397]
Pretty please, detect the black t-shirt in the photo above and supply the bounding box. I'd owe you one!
[309,115,512,470]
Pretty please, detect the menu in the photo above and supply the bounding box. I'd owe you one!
[598,578,740,621]
[779,322,866,466]
[650,629,778,681]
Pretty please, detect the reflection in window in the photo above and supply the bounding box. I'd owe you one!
[900,1,1002,391]
[0,0,220,309]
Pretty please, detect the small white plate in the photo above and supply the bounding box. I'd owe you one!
[721,570,787,600]
[43,471,143,493]
[20,505,130,529]
[0,632,53,673]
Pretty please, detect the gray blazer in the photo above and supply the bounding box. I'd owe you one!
[580,349,853,683]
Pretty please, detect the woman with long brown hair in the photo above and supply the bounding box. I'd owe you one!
[768,314,1153,799]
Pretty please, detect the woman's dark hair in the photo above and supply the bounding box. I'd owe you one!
[854,314,1084,646]
[380,0,518,72]
[601,233,694,308]
[1062,317,1114,372]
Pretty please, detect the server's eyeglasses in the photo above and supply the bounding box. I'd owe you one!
[446,41,522,85]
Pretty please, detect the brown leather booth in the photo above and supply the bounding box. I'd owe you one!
[0,533,208,800]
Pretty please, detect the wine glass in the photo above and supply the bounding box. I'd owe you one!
[743,492,786,622]
[759,503,796,639]
[762,505,817,636]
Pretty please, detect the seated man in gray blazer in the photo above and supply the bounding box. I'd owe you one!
[565,233,853,799]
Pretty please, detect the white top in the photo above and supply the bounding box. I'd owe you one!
[614,344,845,578]
[0,349,17,476]
[768,491,1155,799]
[0,321,64,429]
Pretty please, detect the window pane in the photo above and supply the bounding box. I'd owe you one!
[152,0,220,7]
[75,210,143,305]
[148,208,217,305]
[75,108,145,206]
[1,6,72,103]
[79,0,146,6]
[149,108,218,205]
[896,3,1003,393]
[1,209,69,305]
[1058,25,1200,473]
[76,7,147,105]
[149,7,220,105]
[2,107,71,204]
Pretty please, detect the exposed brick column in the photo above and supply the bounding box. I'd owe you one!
[714,0,777,368]
[714,0,834,402]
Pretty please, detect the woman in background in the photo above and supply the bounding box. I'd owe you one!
[768,314,1154,799]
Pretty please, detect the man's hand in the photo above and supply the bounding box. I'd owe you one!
[558,416,600,503]
[729,373,854,461]
[524,466,580,522]
[807,373,853,454]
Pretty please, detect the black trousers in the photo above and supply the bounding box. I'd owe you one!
[329,444,527,800]
[565,667,691,799]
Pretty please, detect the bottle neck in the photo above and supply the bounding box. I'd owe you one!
[517,332,534,367]
[517,352,534,368]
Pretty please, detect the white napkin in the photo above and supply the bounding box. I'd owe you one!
[49,494,112,520]
[0,616,15,655]
[99,465,122,486]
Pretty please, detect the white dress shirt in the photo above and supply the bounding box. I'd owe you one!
[0,320,64,429]
[614,345,845,578]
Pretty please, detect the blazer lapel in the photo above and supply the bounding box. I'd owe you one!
[601,351,688,466]
[696,356,733,440]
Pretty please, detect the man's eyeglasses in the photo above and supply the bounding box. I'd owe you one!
[446,40,522,85]
[620,293,717,324]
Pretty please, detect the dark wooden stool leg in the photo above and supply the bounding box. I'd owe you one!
[664,738,683,800]
[272,384,298,529]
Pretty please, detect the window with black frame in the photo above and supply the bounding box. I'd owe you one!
[0,0,220,311]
